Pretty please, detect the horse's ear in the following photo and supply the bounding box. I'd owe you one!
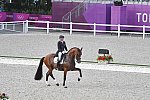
[80,47,83,51]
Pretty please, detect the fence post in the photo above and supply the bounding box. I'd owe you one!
[70,22,72,35]
[5,23,7,30]
[47,21,49,34]
[25,20,28,33]
[118,24,120,38]
[13,24,15,31]
[143,25,145,39]
[23,21,25,33]
[94,23,96,36]
[2,23,4,30]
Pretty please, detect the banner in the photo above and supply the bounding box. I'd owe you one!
[38,15,52,21]
[111,6,127,30]
[13,13,29,21]
[0,12,6,21]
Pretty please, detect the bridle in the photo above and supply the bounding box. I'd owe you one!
[67,47,82,63]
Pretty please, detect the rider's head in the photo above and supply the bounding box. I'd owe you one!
[59,35,64,41]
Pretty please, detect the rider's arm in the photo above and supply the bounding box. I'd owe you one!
[64,41,68,51]
[58,41,62,52]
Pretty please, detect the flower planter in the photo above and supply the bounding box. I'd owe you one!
[98,61,108,65]
[97,55,113,65]
[0,93,9,100]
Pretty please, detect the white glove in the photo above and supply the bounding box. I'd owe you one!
[62,51,67,54]
[62,51,66,54]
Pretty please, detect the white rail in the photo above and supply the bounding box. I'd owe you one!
[62,0,90,23]
[1,20,150,39]
[0,21,26,33]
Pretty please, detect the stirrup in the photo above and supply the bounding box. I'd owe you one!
[55,62,60,70]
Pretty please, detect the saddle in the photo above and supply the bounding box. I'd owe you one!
[54,54,66,64]
[54,54,67,71]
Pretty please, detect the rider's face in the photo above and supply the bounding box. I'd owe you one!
[60,38,64,41]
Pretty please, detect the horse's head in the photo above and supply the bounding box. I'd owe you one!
[75,47,83,63]
[68,47,83,63]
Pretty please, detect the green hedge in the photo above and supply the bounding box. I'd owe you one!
[2,0,52,15]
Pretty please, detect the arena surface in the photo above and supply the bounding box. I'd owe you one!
[1,31,150,100]
[1,62,150,100]
[0,31,150,65]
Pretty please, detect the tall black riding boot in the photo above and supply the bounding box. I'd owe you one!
[56,54,64,70]
[57,61,60,68]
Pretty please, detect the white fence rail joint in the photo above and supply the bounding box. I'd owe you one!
[94,23,96,36]
[143,25,145,39]
[47,21,50,34]
[25,20,29,33]
[118,24,120,38]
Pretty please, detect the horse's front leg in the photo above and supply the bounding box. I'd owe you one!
[74,68,82,81]
[63,67,68,88]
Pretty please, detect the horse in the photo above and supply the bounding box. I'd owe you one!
[34,47,83,88]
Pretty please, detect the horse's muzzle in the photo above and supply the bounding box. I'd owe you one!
[77,60,81,63]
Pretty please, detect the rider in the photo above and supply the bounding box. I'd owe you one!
[56,35,68,66]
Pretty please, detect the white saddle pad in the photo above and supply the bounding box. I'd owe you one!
[54,57,63,64]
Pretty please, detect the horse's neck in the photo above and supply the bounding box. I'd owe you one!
[66,54,76,66]
[68,50,76,58]
[67,54,75,61]
[70,57,76,67]
[66,49,76,66]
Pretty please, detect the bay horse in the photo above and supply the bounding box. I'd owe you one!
[34,47,83,88]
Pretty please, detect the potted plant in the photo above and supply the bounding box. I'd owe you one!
[97,55,113,64]
[0,93,9,100]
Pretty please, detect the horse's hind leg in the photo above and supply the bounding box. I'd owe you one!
[49,70,59,86]
[47,66,59,86]
[73,68,82,81]
[63,68,68,88]
[46,71,50,86]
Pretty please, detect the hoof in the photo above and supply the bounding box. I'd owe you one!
[64,86,67,88]
[78,78,81,81]
[56,83,59,86]
[47,84,51,86]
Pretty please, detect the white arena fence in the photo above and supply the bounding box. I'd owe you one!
[0,21,25,33]
[0,20,150,39]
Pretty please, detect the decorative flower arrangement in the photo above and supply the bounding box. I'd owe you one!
[0,93,9,100]
[97,55,113,63]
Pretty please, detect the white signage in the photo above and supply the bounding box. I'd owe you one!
[136,13,150,23]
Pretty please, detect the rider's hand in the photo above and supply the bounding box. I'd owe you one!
[62,51,66,54]
[62,51,67,54]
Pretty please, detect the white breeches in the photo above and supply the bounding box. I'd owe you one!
[58,52,62,61]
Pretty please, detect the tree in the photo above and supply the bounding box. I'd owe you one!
[3,0,52,14]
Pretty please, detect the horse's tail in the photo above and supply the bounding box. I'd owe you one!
[34,57,45,80]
